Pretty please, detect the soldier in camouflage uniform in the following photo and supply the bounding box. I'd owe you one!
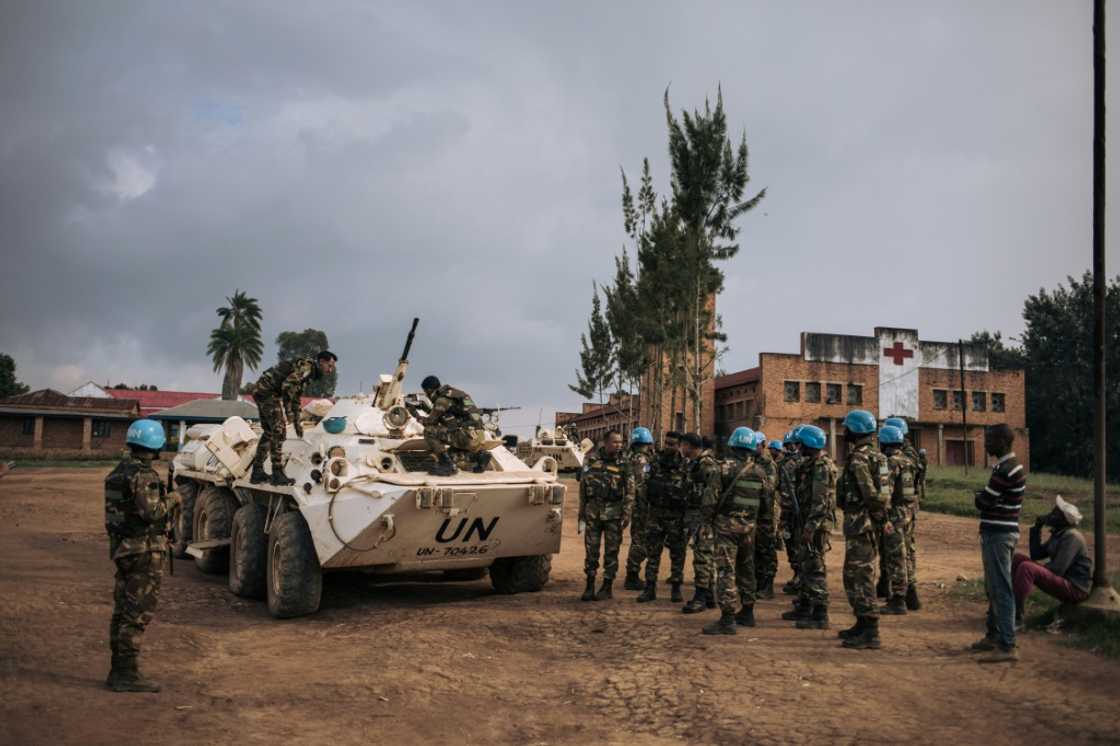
[878,425,918,616]
[637,432,688,603]
[882,417,926,610]
[777,430,804,595]
[419,375,488,475]
[836,410,892,649]
[579,431,635,601]
[682,433,720,614]
[782,425,837,630]
[623,427,655,590]
[249,351,338,485]
[703,427,769,634]
[105,419,180,692]
[752,432,779,599]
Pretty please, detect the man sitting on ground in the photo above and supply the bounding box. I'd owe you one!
[1011,495,1093,629]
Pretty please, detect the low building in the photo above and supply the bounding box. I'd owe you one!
[149,399,259,447]
[0,389,140,455]
[555,393,641,447]
[69,382,219,417]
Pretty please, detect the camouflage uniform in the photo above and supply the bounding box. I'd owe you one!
[105,453,179,687]
[624,448,653,580]
[709,453,769,613]
[777,452,803,584]
[882,450,918,601]
[643,448,688,585]
[580,448,635,581]
[796,452,837,611]
[423,384,487,456]
[902,442,926,585]
[753,448,779,592]
[250,357,318,470]
[838,442,891,619]
[685,449,721,594]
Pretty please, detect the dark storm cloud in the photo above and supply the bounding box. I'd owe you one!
[0,1,1112,435]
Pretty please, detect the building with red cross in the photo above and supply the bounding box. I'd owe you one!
[712,326,1028,468]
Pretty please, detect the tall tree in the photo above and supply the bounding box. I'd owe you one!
[276,328,337,397]
[570,284,615,405]
[0,354,30,398]
[967,330,1027,371]
[207,290,263,401]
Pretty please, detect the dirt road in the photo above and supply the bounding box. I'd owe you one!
[1,466,1117,745]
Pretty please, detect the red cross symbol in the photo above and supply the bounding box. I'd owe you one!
[883,341,914,366]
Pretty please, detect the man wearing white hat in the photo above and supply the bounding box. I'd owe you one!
[1011,495,1094,629]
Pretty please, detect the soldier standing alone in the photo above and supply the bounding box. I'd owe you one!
[579,430,635,601]
[623,427,654,591]
[637,431,688,603]
[105,419,180,692]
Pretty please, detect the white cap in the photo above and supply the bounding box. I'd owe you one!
[1055,495,1082,527]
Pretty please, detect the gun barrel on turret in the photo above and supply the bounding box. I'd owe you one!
[400,317,419,364]
[376,318,420,410]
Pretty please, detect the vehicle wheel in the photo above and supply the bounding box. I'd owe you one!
[171,481,199,559]
[267,511,322,618]
[489,555,551,594]
[229,503,269,599]
[443,567,489,582]
[193,485,235,575]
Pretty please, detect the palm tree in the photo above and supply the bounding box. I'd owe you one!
[207,290,263,400]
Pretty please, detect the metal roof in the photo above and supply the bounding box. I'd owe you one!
[149,399,259,422]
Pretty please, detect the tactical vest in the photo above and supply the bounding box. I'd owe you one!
[686,454,717,511]
[646,453,686,511]
[435,386,484,428]
[719,458,763,516]
[889,452,918,505]
[105,460,168,555]
[582,454,627,502]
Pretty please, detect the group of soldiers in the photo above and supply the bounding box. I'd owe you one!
[578,410,927,648]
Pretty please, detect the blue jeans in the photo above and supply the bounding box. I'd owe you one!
[981,531,1019,648]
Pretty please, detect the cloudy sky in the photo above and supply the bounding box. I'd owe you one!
[1,1,1114,435]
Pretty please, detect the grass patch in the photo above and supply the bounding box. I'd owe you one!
[922,465,1120,533]
[10,459,118,469]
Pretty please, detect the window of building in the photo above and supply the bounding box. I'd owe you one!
[826,383,842,404]
[951,390,964,410]
[847,384,863,405]
[784,381,800,403]
[933,389,947,410]
[92,420,112,438]
[991,393,1006,413]
[972,391,987,412]
[805,382,821,403]
[22,417,35,435]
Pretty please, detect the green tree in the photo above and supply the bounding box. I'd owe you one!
[207,290,264,401]
[570,284,615,405]
[276,328,337,397]
[967,330,1027,371]
[0,354,30,398]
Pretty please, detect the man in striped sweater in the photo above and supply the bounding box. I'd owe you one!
[972,424,1025,662]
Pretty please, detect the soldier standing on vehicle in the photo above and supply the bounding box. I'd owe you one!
[104,419,179,693]
[836,410,891,649]
[777,429,804,596]
[682,433,720,614]
[752,432,779,599]
[579,430,635,601]
[623,427,654,591]
[703,427,768,635]
[781,425,837,630]
[249,350,338,485]
[418,375,488,476]
[877,425,917,616]
[637,431,688,603]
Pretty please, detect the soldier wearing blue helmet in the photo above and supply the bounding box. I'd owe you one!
[884,416,925,610]
[624,427,655,590]
[877,425,918,616]
[777,427,805,595]
[104,419,179,692]
[750,431,780,599]
[782,425,837,630]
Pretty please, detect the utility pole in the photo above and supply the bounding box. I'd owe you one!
[958,340,969,473]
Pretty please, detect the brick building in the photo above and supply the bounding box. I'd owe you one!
[0,389,141,456]
[713,327,1028,467]
[555,393,641,447]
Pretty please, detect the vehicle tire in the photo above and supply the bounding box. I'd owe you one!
[193,485,236,575]
[267,511,322,619]
[229,503,269,599]
[489,555,551,594]
[171,481,198,559]
[443,567,489,582]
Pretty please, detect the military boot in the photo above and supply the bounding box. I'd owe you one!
[781,601,810,622]
[906,584,922,611]
[110,656,161,693]
[881,595,908,615]
[841,617,881,649]
[669,581,684,603]
[636,580,657,603]
[105,655,124,690]
[682,589,708,614]
[702,610,738,635]
[837,617,864,640]
[735,604,757,627]
[428,453,459,476]
[796,604,830,630]
[623,569,643,591]
[270,466,295,487]
[595,577,614,601]
[580,575,596,602]
[876,575,890,599]
[782,578,800,595]
[249,463,269,484]
[757,579,775,600]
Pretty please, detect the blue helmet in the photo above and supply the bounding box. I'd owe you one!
[878,425,904,445]
[755,431,767,444]
[728,426,756,451]
[842,409,877,435]
[799,425,827,450]
[768,439,783,451]
[883,417,909,435]
[630,426,653,445]
[126,419,166,451]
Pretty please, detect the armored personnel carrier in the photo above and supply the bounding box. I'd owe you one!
[516,426,590,472]
[170,319,566,618]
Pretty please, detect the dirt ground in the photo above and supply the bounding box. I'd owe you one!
[1,466,1118,746]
